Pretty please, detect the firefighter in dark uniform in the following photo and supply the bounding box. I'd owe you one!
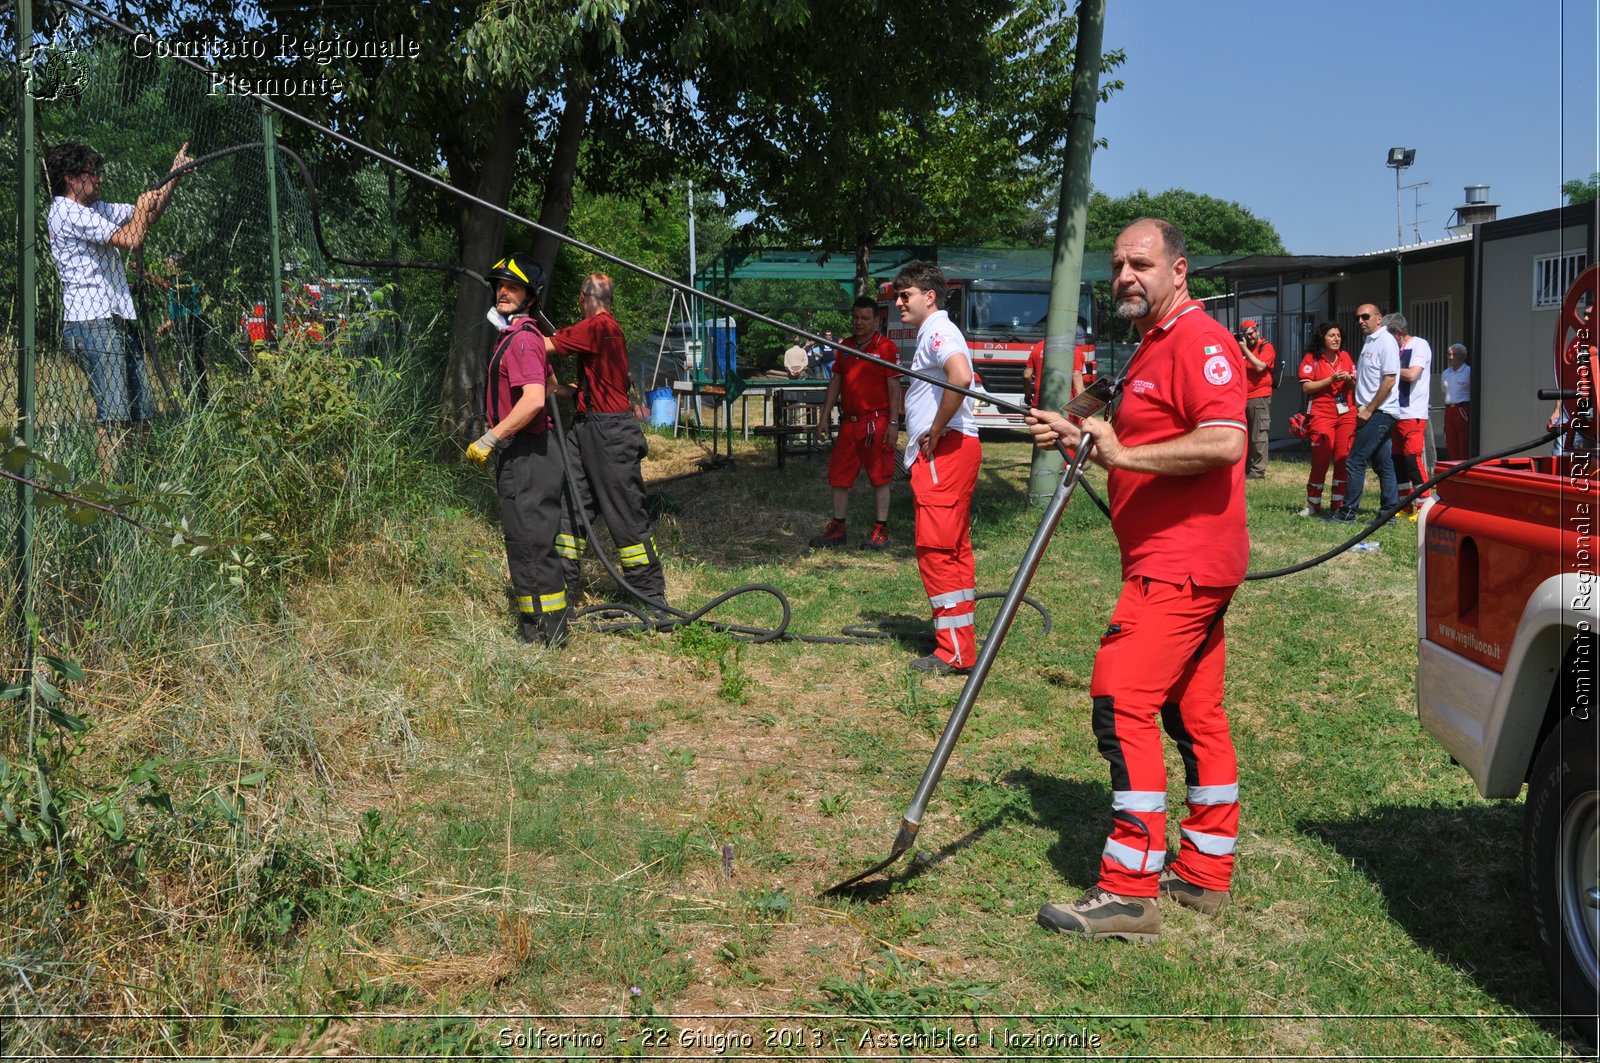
[466,255,570,645]
[547,273,668,605]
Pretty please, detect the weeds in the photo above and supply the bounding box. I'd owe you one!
[672,621,754,703]
[0,426,1582,1059]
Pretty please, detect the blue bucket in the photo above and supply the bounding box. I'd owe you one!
[647,387,676,428]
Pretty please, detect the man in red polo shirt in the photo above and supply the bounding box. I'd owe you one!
[547,273,667,606]
[1026,217,1247,943]
[1238,319,1276,478]
[810,297,902,550]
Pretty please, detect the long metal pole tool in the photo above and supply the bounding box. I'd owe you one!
[824,435,1098,896]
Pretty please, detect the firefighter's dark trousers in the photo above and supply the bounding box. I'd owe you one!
[1089,577,1240,897]
[497,430,569,644]
[556,413,667,603]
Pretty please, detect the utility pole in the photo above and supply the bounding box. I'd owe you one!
[1028,0,1106,506]
[15,0,37,645]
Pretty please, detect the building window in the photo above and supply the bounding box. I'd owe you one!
[1406,296,1450,353]
[1534,250,1588,308]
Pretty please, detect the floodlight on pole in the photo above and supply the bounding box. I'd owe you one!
[1386,147,1416,246]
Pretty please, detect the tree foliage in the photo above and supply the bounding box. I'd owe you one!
[1086,188,1287,257]
[1563,172,1599,205]
[40,0,1130,427]
[694,0,1122,293]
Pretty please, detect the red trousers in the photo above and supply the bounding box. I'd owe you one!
[1444,404,1469,460]
[1306,411,1354,511]
[1390,417,1430,503]
[910,432,981,667]
[827,411,896,488]
[1090,577,1239,897]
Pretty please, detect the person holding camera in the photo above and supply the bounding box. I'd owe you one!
[1237,320,1276,479]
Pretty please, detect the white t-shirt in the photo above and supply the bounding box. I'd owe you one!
[1395,335,1432,420]
[1442,363,1471,404]
[48,197,136,322]
[1355,326,1402,415]
[782,345,807,376]
[903,308,977,464]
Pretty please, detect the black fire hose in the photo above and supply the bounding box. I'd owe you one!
[532,309,1052,646]
[1242,424,1564,581]
[129,138,1051,646]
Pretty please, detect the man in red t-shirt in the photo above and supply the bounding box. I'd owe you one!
[546,273,667,605]
[1238,319,1276,479]
[1022,328,1089,408]
[809,297,902,550]
[1027,218,1247,943]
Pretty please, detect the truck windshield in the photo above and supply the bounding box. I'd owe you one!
[969,289,1048,338]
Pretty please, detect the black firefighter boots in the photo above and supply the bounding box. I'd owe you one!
[519,608,570,648]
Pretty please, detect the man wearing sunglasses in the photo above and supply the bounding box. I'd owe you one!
[894,261,981,676]
[1330,304,1400,523]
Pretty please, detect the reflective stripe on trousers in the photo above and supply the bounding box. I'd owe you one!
[1090,577,1239,896]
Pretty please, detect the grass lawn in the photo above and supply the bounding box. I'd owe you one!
[7,430,1588,1059]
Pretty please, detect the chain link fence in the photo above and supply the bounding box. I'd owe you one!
[1,3,414,665]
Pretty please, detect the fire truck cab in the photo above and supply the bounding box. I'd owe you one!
[879,275,1097,430]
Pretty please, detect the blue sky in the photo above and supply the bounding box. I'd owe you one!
[1091,0,1598,255]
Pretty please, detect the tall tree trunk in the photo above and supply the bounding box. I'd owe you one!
[853,235,875,299]
[441,86,528,437]
[529,66,595,304]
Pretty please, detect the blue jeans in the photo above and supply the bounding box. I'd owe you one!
[1341,410,1398,514]
[63,318,154,423]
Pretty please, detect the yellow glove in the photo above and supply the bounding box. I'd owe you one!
[465,430,504,467]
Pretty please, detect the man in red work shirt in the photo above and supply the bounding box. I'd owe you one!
[547,273,667,606]
[1238,319,1276,478]
[1026,217,1248,942]
[810,296,902,550]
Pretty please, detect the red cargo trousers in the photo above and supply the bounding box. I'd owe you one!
[909,432,981,668]
[1090,576,1240,897]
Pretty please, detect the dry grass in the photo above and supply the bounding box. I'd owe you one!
[2,433,1585,1058]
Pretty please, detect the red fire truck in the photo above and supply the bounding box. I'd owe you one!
[878,274,1097,430]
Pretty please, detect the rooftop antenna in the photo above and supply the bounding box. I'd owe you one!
[1402,180,1430,243]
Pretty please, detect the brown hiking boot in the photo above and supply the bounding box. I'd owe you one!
[909,653,968,676]
[808,518,847,549]
[1159,867,1229,915]
[1036,887,1160,943]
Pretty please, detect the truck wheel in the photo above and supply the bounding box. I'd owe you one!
[1524,713,1599,1041]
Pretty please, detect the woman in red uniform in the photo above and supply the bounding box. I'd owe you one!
[1296,321,1356,516]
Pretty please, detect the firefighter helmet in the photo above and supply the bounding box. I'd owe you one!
[486,254,544,307]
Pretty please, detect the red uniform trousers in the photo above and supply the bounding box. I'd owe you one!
[909,432,981,668]
[1090,577,1240,897]
[1444,404,1469,460]
[827,410,896,488]
[1390,417,1430,506]
[1305,411,1354,512]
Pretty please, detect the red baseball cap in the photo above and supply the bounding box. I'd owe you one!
[1241,319,1258,329]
